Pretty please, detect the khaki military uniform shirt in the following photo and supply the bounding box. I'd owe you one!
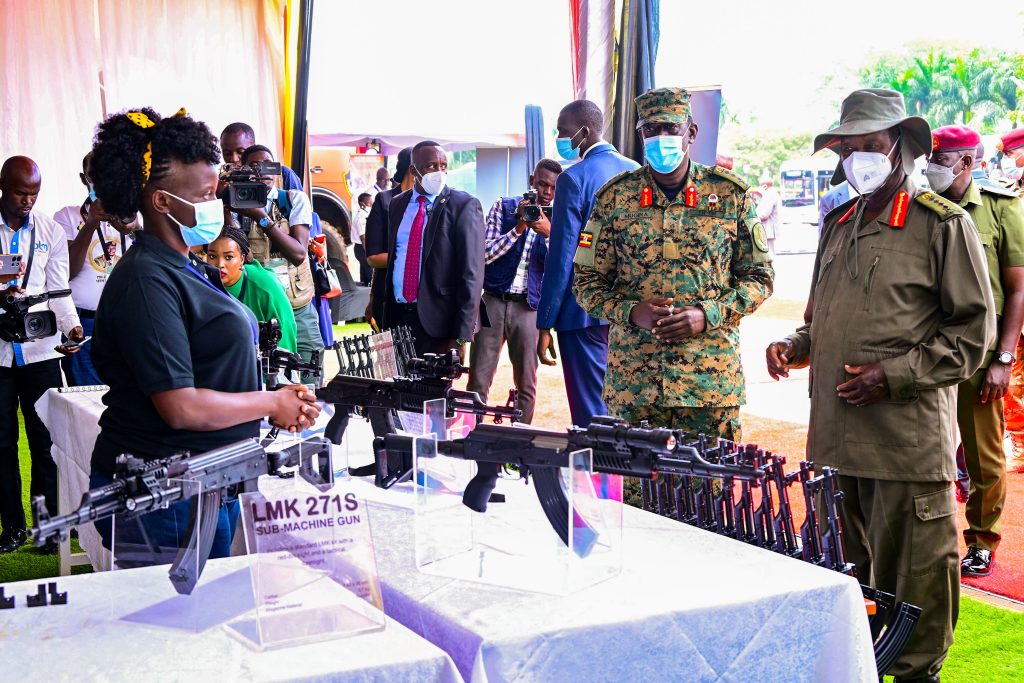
[787,178,995,482]
[573,162,774,410]
[958,180,1024,317]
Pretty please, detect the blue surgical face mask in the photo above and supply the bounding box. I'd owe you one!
[644,135,687,174]
[160,190,224,247]
[556,127,585,161]
[87,183,97,203]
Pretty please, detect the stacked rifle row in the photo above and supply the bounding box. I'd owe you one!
[638,436,921,675]
[333,326,416,380]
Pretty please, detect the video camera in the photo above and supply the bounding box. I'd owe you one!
[222,161,282,210]
[520,189,552,223]
[0,289,72,343]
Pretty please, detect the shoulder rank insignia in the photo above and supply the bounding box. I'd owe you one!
[578,231,594,248]
[889,190,909,228]
[836,200,859,224]
[915,191,964,220]
[685,185,698,207]
[710,165,750,191]
[978,182,1019,199]
[641,186,653,207]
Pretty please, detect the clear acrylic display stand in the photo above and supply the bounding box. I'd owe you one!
[227,471,386,650]
[111,477,215,633]
[412,399,624,594]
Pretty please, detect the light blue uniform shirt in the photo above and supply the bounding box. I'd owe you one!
[392,188,436,303]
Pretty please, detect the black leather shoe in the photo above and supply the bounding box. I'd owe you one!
[0,528,27,554]
[961,546,994,577]
[894,675,940,682]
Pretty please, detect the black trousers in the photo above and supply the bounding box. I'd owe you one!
[0,358,62,533]
[390,305,450,357]
[353,244,372,285]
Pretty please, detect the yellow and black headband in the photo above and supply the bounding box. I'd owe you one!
[125,107,187,188]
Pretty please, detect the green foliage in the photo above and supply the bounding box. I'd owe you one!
[729,133,815,185]
[860,48,1024,133]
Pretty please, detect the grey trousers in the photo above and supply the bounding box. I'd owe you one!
[468,293,539,423]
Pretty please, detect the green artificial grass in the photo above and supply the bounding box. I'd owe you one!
[332,322,372,338]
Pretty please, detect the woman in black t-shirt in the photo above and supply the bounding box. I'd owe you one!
[86,107,320,559]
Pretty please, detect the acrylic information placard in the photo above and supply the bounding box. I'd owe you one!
[228,475,385,650]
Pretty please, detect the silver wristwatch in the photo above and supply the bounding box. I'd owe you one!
[996,350,1015,365]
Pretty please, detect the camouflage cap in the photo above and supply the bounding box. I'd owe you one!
[635,87,692,129]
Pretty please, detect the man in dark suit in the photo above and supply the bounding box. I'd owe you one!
[537,100,640,427]
[383,141,484,357]
[364,147,412,325]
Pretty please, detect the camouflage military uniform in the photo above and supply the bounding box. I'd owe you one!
[573,161,774,440]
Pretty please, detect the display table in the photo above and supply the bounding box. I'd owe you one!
[0,556,462,682]
[359,479,877,683]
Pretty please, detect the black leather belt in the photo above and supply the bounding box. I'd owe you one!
[485,290,528,303]
[395,302,418,311]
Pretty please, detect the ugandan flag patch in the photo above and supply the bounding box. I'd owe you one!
[578,231,594,248]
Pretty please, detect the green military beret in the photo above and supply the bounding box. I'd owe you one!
[635,87,691,128]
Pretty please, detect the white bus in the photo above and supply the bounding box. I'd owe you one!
[779,156,837,225]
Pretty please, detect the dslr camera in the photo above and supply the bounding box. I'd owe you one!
[0,289,72,343]
[222,161,282,209]
[519,189,552,223]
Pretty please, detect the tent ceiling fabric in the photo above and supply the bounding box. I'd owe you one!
[308,132,525,153]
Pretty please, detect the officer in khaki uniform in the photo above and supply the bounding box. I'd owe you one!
[767,89,995,682]
[927,125,1024,578]
[573,87,774,439]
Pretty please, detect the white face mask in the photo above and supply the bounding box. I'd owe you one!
[924,156,966,193]
[1002,155,1024,181]
[415,168,447,196]
[843,138,899,194]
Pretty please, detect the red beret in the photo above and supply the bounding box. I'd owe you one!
[1002,129,1024,154]
[931,125,981,153]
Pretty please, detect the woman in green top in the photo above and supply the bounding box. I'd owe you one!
[207,227,297,353]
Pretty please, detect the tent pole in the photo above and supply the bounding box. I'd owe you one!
[291,0,314,181]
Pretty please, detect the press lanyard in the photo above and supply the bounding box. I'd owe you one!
[2,215,36,289]
[184,263,258,346]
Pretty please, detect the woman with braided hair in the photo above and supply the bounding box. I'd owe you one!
[87,107,320,558]
[207,225,297,353]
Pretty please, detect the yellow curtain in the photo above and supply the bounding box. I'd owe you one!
[279,0,299,168]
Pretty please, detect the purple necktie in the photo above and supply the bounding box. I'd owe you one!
[402,196,427,302]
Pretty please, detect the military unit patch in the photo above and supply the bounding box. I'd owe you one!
[578,231,594,248]
[752,223,770,253]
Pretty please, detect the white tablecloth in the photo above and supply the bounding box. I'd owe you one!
[360,479,877,683]
[0,556,462,683]
[35,387,111,571]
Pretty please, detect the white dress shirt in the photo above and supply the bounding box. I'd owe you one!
[0,211,80,366]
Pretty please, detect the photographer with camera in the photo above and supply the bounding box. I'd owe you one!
[53,152,138,386]
[225,145,324,378]
[0,155,83,553]
[466,159,561,424]
[207,225,297,353]
[220,122,303,190]
[86,108,319,558]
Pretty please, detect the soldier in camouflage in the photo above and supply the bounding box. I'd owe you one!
[573,87,774,440]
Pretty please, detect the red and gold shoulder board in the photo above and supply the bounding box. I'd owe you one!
[890,190,909,228]
[684,186,697,207]
[641,186,653,207]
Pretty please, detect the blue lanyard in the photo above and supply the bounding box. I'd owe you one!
[1,213,35,289]
[184,263,258,346]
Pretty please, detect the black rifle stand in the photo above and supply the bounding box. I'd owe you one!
[26,583,47,607]
[48,582,67,605]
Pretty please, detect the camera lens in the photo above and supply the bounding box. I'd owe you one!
[26,315,44,334]
[236,188,254,202]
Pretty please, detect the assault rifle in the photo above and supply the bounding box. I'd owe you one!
[372,416,764,549]
[320,350,521,484]
[30,437,333,595]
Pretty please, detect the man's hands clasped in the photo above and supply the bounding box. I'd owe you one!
[629,297,706,342]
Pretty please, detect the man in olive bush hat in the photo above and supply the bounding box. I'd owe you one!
[766,88,995,681]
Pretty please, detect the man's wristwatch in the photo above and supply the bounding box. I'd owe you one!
[257,216,272,230]
[996,350,1016,365]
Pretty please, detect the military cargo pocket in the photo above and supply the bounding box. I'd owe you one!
[843,399,919,446]
[914,487,955,522]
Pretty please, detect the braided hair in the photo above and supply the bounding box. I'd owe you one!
[216,225,251,259]
[90,107,221,219]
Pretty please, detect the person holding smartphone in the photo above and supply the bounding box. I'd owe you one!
[86,107,319,558]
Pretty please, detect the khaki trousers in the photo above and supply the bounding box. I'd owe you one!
[839,475,959,678]
[956,368,1007,550]
[467,293,539,423]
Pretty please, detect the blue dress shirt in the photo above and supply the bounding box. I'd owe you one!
[392,188,436,303]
